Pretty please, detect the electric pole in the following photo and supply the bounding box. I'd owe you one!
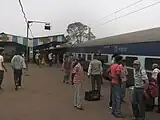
[26,21,29,62]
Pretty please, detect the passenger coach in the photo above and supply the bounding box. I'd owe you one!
[69,27,160,87]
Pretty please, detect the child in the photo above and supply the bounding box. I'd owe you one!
[73,57,85,110]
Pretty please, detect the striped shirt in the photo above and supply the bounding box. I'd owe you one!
[73,63,84,84]
[134,68,148,88]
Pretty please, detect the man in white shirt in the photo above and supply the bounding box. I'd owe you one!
[88,54,103,94]
[0,50,7,89]
[152,63,160,80]
[11,52,26,91]
[35,52,40,65]
[48,53,53,67]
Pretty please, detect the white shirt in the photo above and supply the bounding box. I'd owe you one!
[35,53,40,60]
[11,55,26,70]
[0,55,4,71]
[87,59,103,76]
[48,53,53,60]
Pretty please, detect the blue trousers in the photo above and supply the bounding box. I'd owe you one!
[132,88,145,120]
[112,84,121,116]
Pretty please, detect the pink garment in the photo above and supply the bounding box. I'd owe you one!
[110,64,121,84]
[73,63,84,84]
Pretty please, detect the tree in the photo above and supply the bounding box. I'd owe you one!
[66,22,96,44]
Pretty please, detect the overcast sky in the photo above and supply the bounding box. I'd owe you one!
[0,0,160,39]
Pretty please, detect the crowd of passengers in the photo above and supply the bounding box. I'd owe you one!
[61,52,160,120]
[34,52,63,67]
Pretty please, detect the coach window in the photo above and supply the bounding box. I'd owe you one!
[101,55,108,63]
[126,56,138,67]
[82,54,86,59]
[145,58,160,71]
[87,54,92,61]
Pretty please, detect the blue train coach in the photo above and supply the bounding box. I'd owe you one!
[69,27,160,87]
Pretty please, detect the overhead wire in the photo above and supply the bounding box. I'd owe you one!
[29,29,34,38]
[98,0,143,22]
[96,0,160,27]
[18,0,28,23]
[18,0,34,38]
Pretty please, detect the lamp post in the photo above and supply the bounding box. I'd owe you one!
[25,20,51,74]
[26,21,29,62]
[26,20,51,62]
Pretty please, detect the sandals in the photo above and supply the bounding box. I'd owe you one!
[74,106,84,110]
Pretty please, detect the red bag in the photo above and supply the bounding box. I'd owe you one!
[144,78,158,98]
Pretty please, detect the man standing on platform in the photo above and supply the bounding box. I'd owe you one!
[88,54,103,94]
[107,55,124,118]
[132,60,148,120]
[48,52,53,67]
[35,52,40,66]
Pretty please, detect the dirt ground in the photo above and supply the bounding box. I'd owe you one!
[0,64,159,120]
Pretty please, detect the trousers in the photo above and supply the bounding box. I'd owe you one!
[91,74,102,93]
[14,69,22,86]
[132,88,145,120]
[74,82,82,108]
[112,84,121,116]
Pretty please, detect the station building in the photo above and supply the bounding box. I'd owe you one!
[0,32,67,62]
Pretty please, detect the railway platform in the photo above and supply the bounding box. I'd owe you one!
[0,64,159,120]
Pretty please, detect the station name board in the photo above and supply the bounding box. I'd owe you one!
[39,37,50,43]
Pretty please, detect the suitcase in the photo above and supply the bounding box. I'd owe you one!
[85,90,100,101]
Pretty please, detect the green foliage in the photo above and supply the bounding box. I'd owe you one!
[66,22,96,44]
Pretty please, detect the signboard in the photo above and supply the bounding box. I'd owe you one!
[28,39,33,47]
[17,37,23,44]
[39,37,50,43]
[29,47,33,59]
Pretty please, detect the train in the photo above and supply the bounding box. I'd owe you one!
[58,27,160,87]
